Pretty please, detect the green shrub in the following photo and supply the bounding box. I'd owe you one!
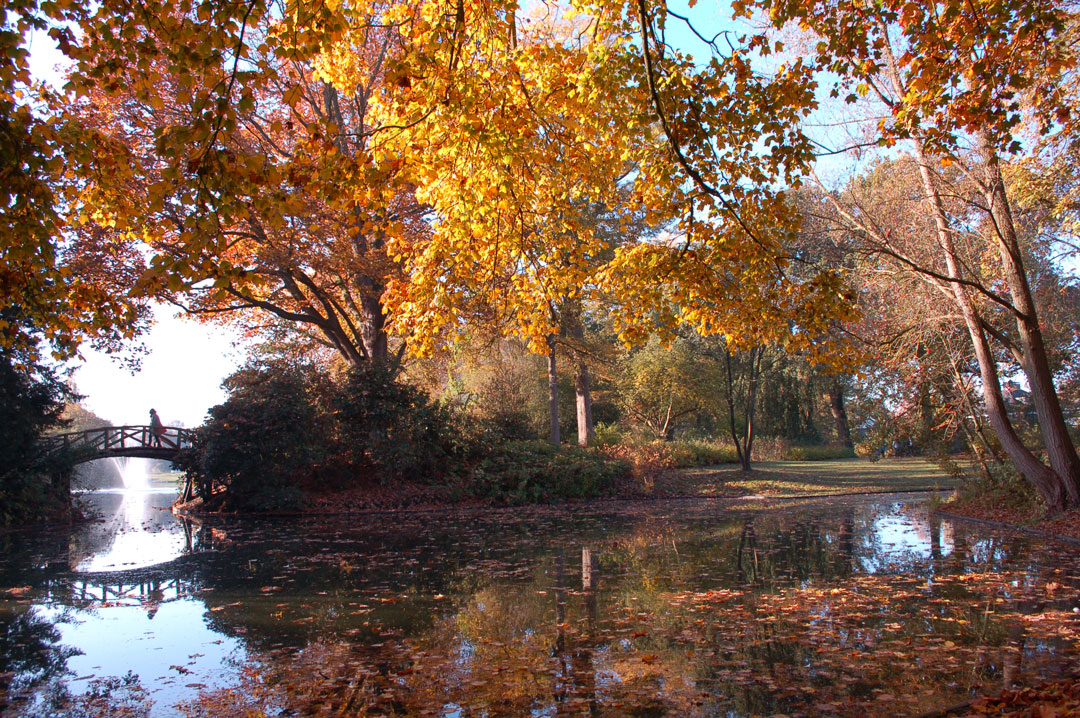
[463,441,629,504]
[599,441,676,479]
[332,363,453,483]
[676,440,738,466]
[854,441,880,459]
[598,438,737,481]
[948,457,1042,516]
[592,422,622,447]
[184,360,322,512]
[639,439,738,470]
[183,360,468,511]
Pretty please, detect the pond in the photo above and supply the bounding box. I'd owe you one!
[1,486,1078,717]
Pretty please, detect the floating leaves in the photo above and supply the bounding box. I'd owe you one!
[5,498,1080,717]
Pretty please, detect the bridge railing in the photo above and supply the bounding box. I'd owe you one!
[46,426,195,454]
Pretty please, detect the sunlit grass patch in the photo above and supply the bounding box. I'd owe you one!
[653,458,956,498]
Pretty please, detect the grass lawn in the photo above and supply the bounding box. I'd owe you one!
[649,457,958,498]
[147,470,184,491]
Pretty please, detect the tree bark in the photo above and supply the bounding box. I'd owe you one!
[827,379,853,448]
[875,24,1077,512]
[724,344,760,471]
[358,285,388,362]
[977,135,1080,508]
[547,335,561,445]
[327,80,390,366]
[911,138,1067,511]
[574,363,593,447]
[565,309,594,447]
[742,347,763,467]
[724,346,746,469]
[950,355,1008,479]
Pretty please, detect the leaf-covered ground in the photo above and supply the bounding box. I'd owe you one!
[940,496,1080,544]
[238,458,956,516]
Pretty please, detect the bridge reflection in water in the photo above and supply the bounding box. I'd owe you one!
[67,561,200,604]
[67,557,201,607]
[56,489,223,609]
[54,518,232,611]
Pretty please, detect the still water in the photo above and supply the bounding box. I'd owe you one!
[1,482,1078,717]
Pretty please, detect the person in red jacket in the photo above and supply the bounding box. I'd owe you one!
[149,408,165,447]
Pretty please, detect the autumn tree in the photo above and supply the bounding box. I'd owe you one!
[746,0,1080,511]
[553,194,657,446]
[428,333,550,440]
[12,0,851,406]
[843,159,1075,453]
[614,337,718,440]
[65,1,425,368]
[792,175,973,457]
[22,0,852,463]
[1,3,150,363]
[370,4,658,446]
[351,0,851,456]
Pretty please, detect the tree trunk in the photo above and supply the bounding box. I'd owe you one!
[723,346,747,469]
[574,363,594,447]
[827,379,853,448]
[951,358,1008,481]
[565,310,594,447]
[724,344,759,471]
[358,286,388,362]
[547,335,561,445]
[327,77,390,366]
[912,140,1068,511]
[977,136,1080,508]
[742,347,763,468]
[876,26,1077,512]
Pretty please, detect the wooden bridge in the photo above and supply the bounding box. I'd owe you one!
[46,425,194,463]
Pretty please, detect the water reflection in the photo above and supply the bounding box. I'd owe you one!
[71,487,189,574]
[0,495,1077,717]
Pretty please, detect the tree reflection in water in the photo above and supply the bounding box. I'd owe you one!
[1,497,1078,717]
